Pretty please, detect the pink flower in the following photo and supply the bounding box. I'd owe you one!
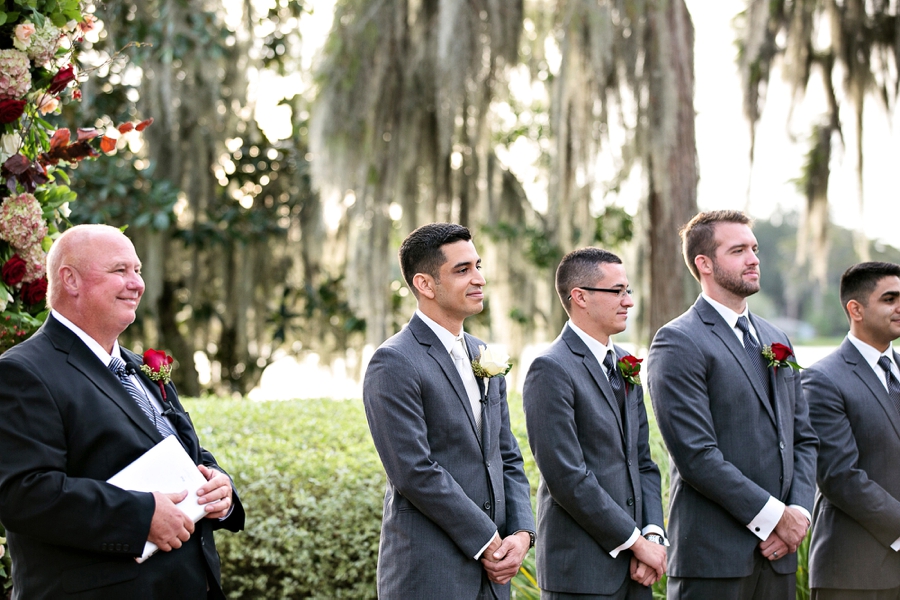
[25,22,61,65]
[19,243,46,282]
[0,49,32,100]
[37,94,59,115]
[78,15,97,35]
[13,23,36,51]
[0,193,48,249]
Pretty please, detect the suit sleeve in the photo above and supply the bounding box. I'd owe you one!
[0,359,154,553]
[363,345,498,558]
[785,357,817,514]
[648,325,772,525]
[523,354,638,551]
[801,365,900,547]
[636,385,665,532]
[496,374,535,536]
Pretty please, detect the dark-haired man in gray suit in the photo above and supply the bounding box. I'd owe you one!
[647,210,818,599]
[363,222,535,599]
[524,247,666,599]
[801,262,900,600]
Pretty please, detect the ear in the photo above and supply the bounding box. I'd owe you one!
[412,273,436,300]
[846,299,864,323]
[695,254,713,277]
[569,288,588,309]
[58,265,80,297]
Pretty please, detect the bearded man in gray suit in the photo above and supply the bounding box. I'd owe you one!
[524,248,667,599]
[801,262,900,600]
[647,210,818,599]
[363,222,535,599]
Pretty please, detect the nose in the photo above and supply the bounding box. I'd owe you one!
[622,292,635,308]
[129,271,145,294]
[473,268,486,286]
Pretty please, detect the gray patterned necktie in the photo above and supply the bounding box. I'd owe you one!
[736,316,772,400]
[603,350,625,411]
[877,356,900,416]
[108,356,177,438]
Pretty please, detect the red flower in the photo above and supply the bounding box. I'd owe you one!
[0,99,26,125]
[48,65,75,95]
[2,254,26,286]
[617,354,643,389]
[141,348,174,399]
[770,343,793,363]
[20,277,47,305]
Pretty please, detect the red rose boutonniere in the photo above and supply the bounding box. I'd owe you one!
[761,342,803,372]
[618,354,643,390]
[140,348,174,399]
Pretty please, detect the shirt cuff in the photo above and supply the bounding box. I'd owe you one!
[747,496,784,541]
[788,504,811,527]
[610,527,641,558]
[641,524,670,547]
[474,531,498,560]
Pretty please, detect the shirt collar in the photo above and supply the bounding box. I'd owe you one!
[567,320,615,367]
[416,309,463,355]
[847,332,896,371]
[51,309,122,366]
[701,292,750,330]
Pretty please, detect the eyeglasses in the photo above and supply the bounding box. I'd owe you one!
[568,286,633,301]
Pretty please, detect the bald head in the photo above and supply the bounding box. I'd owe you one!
[46,225,145,351]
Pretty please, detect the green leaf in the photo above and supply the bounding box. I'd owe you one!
[0,11,8,26]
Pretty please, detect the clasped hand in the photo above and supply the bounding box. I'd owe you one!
[147,464,234,552]
[480,531,531,585]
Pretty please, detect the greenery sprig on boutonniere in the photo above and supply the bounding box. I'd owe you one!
[472,344,512,378]
[140,348,174,399]
[762,343,803,373]
[618,354,642,391]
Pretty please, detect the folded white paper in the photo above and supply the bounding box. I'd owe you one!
[107,435,208,562]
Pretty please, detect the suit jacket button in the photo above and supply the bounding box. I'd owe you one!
[485,461,491,468]
[115,543,122,551]
[779,441,785,449]
[626,497,634,506]
[123,544,129,551]
[483,501,491,510]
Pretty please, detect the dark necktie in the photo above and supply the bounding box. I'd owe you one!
[877,356,900,416]
[108,356,177,438]
[603,350,625,411]
[736,316,771,399]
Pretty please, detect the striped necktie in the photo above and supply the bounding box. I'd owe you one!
[108,356,177,439]
[736,316,771,400]
[603,350,625,411]
[877,356,900,416]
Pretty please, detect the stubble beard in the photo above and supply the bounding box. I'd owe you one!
[712,260,760,299]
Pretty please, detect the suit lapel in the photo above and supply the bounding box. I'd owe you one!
[695,299,776,425]
[121,349,201,458]
[562,327,625,442]
[409,316,482,444]
[44,318,161,444]
[841,339,900,442]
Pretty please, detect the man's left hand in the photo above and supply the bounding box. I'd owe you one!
[480,531,531,585]
[197,464,233,520]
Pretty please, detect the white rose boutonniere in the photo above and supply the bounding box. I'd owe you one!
[472,344,512,378]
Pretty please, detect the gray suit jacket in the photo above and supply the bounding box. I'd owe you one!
[647,296,817,578]
[801,338,900,590]
[523,325,664,594]
[363,314,534,599]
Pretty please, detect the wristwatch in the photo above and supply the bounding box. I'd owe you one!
[519,530,535,548]
[644,533,664,545]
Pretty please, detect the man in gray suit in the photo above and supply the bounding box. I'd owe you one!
[524,248,667,599]
[801,262,900,600]
[647,210,818,599]
[363,222,535,599]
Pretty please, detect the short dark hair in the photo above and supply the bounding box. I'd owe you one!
[555,247,622,313]
[680,210,752,281]
[399,222,472,295]
[839,261,900,319]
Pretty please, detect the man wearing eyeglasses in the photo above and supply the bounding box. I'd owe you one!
[647,210,817,599]
[523,247,667,599]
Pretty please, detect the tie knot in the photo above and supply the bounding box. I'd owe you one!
[108,356,128,378]
[878,355,893,374]
[736,316,751,334]
[450,337,468,361]
[603,349,617,370]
